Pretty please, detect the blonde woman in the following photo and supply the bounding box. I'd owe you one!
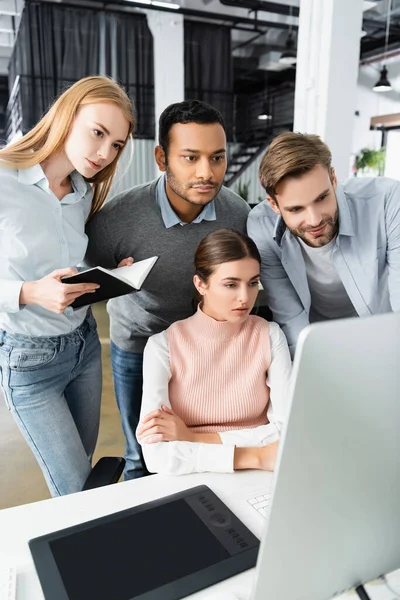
[0,76,135,496]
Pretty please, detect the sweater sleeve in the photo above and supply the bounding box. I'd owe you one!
[138,331,235,475]
[218,322,292,447]
[85,198,123,269]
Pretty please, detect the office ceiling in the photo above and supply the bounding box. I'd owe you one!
[0,0,399,80]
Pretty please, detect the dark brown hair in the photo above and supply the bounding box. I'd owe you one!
[259,132,332,199]
[195,229,261,283]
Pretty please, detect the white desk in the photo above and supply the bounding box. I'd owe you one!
[1,471,399,600]
[0,471,270,600]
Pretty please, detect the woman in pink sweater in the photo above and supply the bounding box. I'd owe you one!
[137,229,292,475]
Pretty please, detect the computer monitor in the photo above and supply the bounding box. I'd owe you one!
[253,311,400,600]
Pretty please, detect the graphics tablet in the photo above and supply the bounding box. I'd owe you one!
[29,485,259,600]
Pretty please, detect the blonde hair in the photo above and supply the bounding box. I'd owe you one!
[0,76,135,218]
[259,132,332,199]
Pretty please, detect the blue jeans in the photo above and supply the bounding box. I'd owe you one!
[110,341,149,480]
[0,311,102,497]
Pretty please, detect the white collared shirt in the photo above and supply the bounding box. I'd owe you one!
[0,163,93,335]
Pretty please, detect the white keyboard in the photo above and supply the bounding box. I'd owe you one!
[247,493,272,519]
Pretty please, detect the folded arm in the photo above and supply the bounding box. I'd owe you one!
[138,332,235,474]
[138,324,291,475]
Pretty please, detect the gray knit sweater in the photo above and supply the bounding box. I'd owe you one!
[85,178,250,353]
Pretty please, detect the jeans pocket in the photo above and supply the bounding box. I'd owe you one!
[9,347,57,371]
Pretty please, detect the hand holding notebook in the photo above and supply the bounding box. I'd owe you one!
[62,256,158,309]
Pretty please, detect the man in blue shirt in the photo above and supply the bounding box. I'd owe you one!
[247,132,400,357]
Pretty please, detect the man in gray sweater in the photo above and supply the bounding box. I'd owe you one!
[85,100,250,480]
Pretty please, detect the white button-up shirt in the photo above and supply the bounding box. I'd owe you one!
[0,163,93,335]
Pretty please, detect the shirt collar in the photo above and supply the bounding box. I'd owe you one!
[335,183,354,237]
[272,213,287,247]
[155,174,217,228]
[17,163,47,186]
[272,182,355,247]
[17,164,90,202]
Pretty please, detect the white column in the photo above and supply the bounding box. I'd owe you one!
[147,10,184,127]
[294,0,364,181]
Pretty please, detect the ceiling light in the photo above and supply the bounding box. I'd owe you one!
[279,4,297,66]
[127,0,151,4]
[279,35,297,65]
[373,66,392,92]
[279,49,297,66]
[373,0,392,92]
[258,113,272,121]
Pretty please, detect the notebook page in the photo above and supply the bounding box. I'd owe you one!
[109,256,158,289]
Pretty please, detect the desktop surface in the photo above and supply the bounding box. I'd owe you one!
[0,471,270,600]
[1,470,400,600]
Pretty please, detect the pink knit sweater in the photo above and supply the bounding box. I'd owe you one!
[167,306,271,433]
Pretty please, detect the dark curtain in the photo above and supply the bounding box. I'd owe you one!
[103,12,154,138]
[8,2,154,138]
[184,21,233,141]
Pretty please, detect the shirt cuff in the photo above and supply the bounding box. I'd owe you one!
[196,443,235,473]
[1,280,24,313]
[219,425,280,448]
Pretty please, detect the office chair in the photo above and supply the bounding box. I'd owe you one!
[82,456,125,491]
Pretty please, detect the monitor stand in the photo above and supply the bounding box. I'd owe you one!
[355,585,372,600]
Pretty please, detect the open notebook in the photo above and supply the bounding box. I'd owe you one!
[62,256,158,309]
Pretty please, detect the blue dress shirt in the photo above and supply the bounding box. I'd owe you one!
[247,176,400,356]
[0,163,92,335]
[155,174,216,227]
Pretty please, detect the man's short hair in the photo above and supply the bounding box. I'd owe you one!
[158,100,226,158]
[259,132,332,199]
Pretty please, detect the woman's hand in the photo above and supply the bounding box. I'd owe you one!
[19,269,100,314]
[137,405,195,443]
[117,257,134,268]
